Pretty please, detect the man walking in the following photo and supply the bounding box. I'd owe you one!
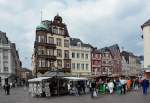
[5,83,10,95]
[91,80,96,98]
[141,78,149,95]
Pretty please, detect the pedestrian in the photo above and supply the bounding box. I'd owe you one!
[127,78,132,91]
[134,78,139,90]
[81,81,86,94]
[115,79,121,95]
[5,83,10,95]
[91,80,96,98]
[141,78,149,95]
[3,84,7,94]
[107,80,114,94]
[10,82,12,88]
[76,81,81,96]
[67,82,71,94]
[120,78,127,94]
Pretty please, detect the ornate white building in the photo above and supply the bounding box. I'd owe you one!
[0,31,22,86]
[70,38,92,77]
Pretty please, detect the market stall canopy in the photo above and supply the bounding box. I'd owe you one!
[28,77,51,82]
[42,71,65,77]
[64,77,88,81]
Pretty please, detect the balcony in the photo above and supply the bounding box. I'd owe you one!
[64,56,71,60]
[37,54,57,60]
[34,42,56,48]
[63,68,71,73]
[36,67,52,74]
[92,57,101,60]
[92,65,101,68]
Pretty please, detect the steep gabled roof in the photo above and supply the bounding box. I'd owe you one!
[70,38,93,48]
[98,44,120,58]
[108,44,120,57]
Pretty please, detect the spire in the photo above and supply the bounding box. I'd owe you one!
[57,12,59,16]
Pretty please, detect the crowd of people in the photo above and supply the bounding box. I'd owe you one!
[1,77,149,98]
[90,77,149,98]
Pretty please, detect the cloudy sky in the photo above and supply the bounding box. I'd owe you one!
[0,0,149,69]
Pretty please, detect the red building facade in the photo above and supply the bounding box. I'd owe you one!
[99,44,122,76]
[91,48,101,76]
[100,47,113,75]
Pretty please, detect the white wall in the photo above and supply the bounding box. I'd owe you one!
[143,26,150,68]
[70,45,91,77]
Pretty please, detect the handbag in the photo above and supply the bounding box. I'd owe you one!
[93,91,97,97]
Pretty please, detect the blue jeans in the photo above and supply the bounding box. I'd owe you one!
[143,87,147,95]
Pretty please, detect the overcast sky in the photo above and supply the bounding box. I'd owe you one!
[0,0,149,69]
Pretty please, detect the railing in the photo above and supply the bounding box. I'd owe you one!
[34,42,56,48]
[37,54,56,60]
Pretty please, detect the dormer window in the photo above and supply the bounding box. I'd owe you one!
[77,42,81,47]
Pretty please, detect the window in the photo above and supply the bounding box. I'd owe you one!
[57,49,62,57]
[57,60,62,68]
[3,61,8,67]
[56,38,62,46]
[64,39,69,47]
[3,50,8,59]
[48,37,54,44]
[77,63,80,70]
[47,49,54,56]
[81,53,84,59]
[72,52,75,58]
[103,61,106,64]
[77,42,81,47]
[38,59,45,67]
[72,63,75,69]
[48,61,54,67]
[81,64,84,70]
[38,48,45,55]
[40,59,45,67]
[4,67,8,72]
[38,36,45,43]
[64,50,69,59]
[94,61,99,65]
[86,64,89,70]
[86,54,88,59]
[66,63,70,68]
[39,59,42,67]
[77,53,80,58]
[52,26,57,34]
[59,28,64,35]
[109,61,111,64]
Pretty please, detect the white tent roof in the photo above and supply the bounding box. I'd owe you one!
[28,77,51,82]
[64,77,88,81]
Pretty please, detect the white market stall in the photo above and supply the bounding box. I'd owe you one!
[28,77,51,97]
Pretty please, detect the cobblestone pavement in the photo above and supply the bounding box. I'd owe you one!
[0,87,150,103]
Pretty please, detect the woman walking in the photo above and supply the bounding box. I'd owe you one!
[107,80,114,94]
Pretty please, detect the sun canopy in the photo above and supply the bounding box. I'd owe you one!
[28,77,51,82]
[64,77,88,81]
